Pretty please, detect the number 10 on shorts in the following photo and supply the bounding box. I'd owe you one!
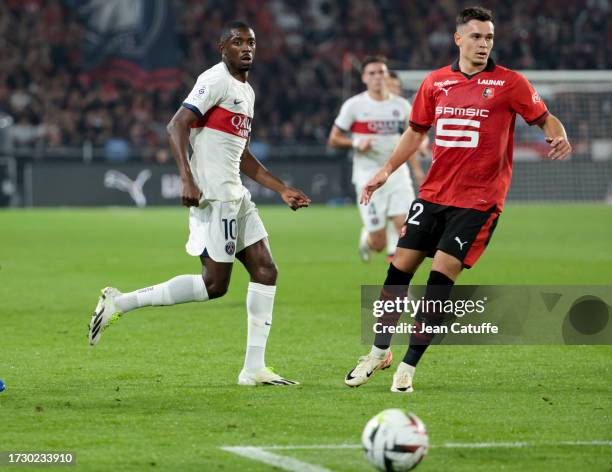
[222,218,237,240]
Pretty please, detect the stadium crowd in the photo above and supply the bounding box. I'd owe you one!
[0,0,609,159]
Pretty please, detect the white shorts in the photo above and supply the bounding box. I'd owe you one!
[356,181,415,232]
[185,189,268,262]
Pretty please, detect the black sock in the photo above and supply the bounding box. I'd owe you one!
[403,270,454,366]
[373,264,413,350]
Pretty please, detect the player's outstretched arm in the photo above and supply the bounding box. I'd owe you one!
[167,107,202,207]
[538,113,572,160]
[240,143,311,211]
[360,127,427,204]
[328,125,373,152]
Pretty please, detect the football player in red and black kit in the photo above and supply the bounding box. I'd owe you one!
[345,6,572,393]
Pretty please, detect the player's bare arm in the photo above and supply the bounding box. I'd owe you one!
[240,142,311,211]
[418,135,430,156]
[360,127,427,204]
[328,125,373,152]
[538,113,572,160]
[167,106,202,207]
[407,133,429,186]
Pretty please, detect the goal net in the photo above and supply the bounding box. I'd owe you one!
[394,69,612,203]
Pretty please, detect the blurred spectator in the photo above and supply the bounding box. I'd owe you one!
[154,148,171,164]
[105,138,130,161]
[0,0,609,158]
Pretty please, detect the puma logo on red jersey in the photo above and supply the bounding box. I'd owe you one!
[434,80,459,96]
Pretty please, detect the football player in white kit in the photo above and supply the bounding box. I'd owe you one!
[328,56,425,262]
[87,21,310,387]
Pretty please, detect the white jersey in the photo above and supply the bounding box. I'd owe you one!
[183,62,255,201]
[334,92,413,188]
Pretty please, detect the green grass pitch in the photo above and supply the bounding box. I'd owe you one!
[1,205,611,471]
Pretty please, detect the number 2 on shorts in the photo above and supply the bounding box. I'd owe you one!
[407,202,424,226]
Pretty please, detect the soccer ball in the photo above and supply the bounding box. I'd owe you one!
[362,409,429,471]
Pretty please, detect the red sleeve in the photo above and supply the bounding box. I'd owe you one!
[510,74,549,126]
[409,76,435,132]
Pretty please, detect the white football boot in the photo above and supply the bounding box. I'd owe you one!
[88,287,123,346]
[238,367,299,386]
[359,227,372,263]
[345,350,393,387]
[390,362,415,393]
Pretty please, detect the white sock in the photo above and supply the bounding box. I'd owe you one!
[243,282,276,372]
[398,361,416,378]
[114,275,208,313]
[359,227,371,250]
[386,221,399,256]
[370,345,389,359]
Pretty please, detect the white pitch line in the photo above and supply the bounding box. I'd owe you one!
[263,445,361,450]
[556,440,612,446]
[245,440,612,450]
[442,442,531,449]
[222,440,612,472]
[442,441,611,448]
[221,446,332,472]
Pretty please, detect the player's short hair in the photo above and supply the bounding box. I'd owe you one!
[219,21,253,43]
[361,55,388,74]
[456,6,494,28]
[388,70,399,79]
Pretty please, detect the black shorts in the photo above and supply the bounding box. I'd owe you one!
[397,198,500,269]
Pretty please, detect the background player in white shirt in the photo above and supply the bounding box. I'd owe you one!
[87,21,310,387]
[328,56,426,262]
[386,69,403,96]
[385,69,428,259]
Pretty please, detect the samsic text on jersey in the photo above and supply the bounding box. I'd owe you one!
[409,58,548,211]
